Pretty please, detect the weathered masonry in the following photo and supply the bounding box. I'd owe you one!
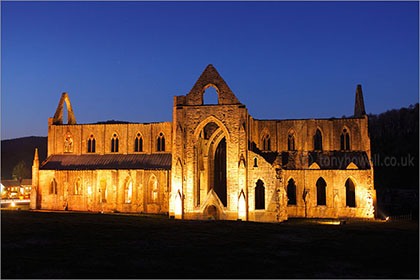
[31,65,376,222]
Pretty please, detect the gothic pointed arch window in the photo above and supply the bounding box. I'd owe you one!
[262,134,271,151]
[316,177,327,206]
[50,178,57,195]
[87,134,96,153]
[111,133,119,153]
[255,179,265,210]
[340,128,350,151]
[288,133,296,151]
[287,178,297,205]
[64,132,73,153]
[345,178,356,207]
[74,177,82,195]
[314,129,323,151]
[157,133,165,152]
[135,133,143,152]
[125,179,133,204]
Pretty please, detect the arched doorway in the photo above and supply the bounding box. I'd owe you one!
[287,179,297,206]
[316,177,327,206]
[255,179,265,210]
[345,178,356,207]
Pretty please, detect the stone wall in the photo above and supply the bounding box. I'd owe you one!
[250,116,370,153]
[282,169,374,218]
[38,169,170,214]
[48,120,172,156]
[170,102,249,220]
[247,151,288,222]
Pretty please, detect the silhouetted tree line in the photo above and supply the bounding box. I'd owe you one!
[368,103,419,189]
[1,137,47,180]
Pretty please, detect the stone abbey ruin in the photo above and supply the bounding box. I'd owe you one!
[31,65,375,222]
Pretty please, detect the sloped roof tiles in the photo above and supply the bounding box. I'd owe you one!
[40,154,172,171]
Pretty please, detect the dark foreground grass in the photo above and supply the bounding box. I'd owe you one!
[1,210,418,278]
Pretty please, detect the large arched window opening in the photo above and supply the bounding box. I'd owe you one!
[64,132,73,153]
[125,180,133,204]
[287,179,297,205]
[74,178,82,195]
[262,134,271,151]
[134,133,143,152]
[194,118,229,208]
[111,133,119,153]
[340,128,350,151]
[314,129,323,151]
[203,84,219,105]
[288,133,296,151]
[50,178,58,195]
[345,178,356,207]
[157,133,165,152]
[316,177,327,206]
[255,179,265,210]
[213,137,227,207]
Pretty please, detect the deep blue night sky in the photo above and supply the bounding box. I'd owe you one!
[1,1,418,139]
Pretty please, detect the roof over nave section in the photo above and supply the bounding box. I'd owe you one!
[40,153,172,171]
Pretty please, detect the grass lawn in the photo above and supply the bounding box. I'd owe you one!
[1,210,418,278]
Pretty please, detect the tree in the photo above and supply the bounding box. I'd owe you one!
[12,160,30,181]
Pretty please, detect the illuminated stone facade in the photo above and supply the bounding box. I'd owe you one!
[31,65,376,222]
